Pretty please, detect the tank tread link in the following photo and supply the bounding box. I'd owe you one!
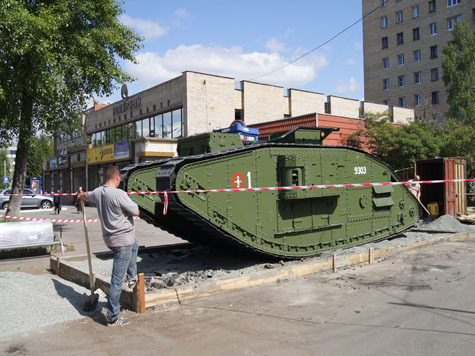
[122,127,420,259]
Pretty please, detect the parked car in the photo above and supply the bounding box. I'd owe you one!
[0,189,54,210]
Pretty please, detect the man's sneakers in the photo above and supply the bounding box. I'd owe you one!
[128,277,137,289]
[107,316,130,327]
[122,276,138,292]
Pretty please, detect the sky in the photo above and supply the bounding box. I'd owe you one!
[99,1,366,104]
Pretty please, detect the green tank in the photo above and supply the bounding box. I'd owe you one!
[122,127,419,258]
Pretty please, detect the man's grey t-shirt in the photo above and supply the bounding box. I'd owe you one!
[88,185,138,247]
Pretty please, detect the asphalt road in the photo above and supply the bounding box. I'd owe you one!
[1,232,475,355]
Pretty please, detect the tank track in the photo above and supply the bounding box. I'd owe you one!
[122,142,411,259]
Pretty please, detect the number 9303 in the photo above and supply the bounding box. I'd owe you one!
[354,166,367,175]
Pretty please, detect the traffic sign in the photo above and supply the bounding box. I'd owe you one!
[3,176,9,184]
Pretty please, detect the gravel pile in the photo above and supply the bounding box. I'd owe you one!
[421,214,475,235]
[0,271,106,339]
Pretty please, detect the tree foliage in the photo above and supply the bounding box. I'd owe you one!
[439,119,475,178]
[26,135,53,180]
[442,22,475,125]
[347,113,441,171]
[0,0,142,215]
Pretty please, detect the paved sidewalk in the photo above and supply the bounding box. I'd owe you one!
[2,239,475,356]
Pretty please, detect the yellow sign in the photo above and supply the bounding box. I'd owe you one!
[100,144,114,162]
[87,144,115,164]
[87,147,100,164]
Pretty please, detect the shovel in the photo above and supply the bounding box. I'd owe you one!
[80,199,99,311]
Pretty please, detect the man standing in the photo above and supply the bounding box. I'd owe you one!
[79,166,139,327]
[409,175,421,200]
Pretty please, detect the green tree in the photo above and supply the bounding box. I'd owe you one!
[26,134,53,180]
[439,119,475,179]
[0,0,142,215]
[347,113,442,172]
[442,22,475,125]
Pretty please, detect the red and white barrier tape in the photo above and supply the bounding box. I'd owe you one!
[2,178,474,196]
[0,216,140,223]
[163,191,168,215]
[2,178,473,222]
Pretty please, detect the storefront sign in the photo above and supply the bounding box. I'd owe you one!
[87,141,130,164]
[50,157,58,169]
[100,144,115,162]
[114,141,130,160]
[87,147,100,164]
[58,155,68,168]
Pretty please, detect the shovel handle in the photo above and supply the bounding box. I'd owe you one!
[81,200,95,295]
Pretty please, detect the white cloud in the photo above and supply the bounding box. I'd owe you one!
[173,8,190,25]
[345,58,356,65]
[335,77,360,94]
[125,44,328,88]
[266,37,287,53]
[174,8,189,19]
[119,14,167,40]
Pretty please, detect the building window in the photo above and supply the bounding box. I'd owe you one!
[414,71,422,84]
[398,75,406,87]
[381,0,388,7]
[383,78,390,91]
[413,6,420,18]
[430,45,438,58]
[432,91,440,104]
[383,99,391,107]
[397,32,404,45]
[382,37,388,49]
[414,49,421,62]
[431,68,439,81]
[413,28,420,40]
[430,23,437,35]
[382,57,389,69]
[448,16,462,31]
[399,97,407,107]
[415,94,422,106]
[162,112,171,138]
[429,0,436,13]
[396,11,404,23]
[381,16,388,28]
[447,0,461,7]
[397,54,405,66]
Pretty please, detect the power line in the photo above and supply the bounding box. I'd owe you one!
[248,2,384,82]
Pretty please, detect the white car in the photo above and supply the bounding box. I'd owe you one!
[0,189,54,210]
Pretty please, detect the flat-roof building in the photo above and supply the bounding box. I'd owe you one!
[43,71,414,194]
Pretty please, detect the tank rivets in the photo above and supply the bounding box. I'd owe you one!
[399,200,405,209]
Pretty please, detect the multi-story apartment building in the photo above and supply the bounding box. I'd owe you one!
[363,0,475,120]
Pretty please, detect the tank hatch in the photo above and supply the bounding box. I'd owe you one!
[177,132,243,157]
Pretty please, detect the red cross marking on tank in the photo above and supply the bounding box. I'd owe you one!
[232,173,245,189]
